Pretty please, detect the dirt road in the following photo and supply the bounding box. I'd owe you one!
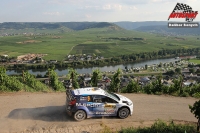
[0,92,198,133]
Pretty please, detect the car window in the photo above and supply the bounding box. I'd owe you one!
[104,96,118,103]
[92,95,102,103]
[92,95,118,103]
[104,90,120,101]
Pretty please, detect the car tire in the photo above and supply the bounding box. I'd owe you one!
[118,108,129,119]
[74,110,86,121]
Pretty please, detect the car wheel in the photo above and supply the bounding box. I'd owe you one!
[118,108,129,119]
[74,110,86,121]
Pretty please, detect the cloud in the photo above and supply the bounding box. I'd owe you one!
[85,14,92,18]
[151,0,162,2]
[48,0,148,6]
[84,5,100,9]
[103,4,111,10]
[102,4,122,10]
[43,12,64,16]
[129,6,137,10]
[113,4,122,10]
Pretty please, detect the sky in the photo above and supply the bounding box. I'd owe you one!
[0,0,199,22]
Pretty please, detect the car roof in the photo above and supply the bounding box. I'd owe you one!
[72,87,106,96]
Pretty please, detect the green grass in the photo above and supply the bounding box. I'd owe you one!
[0,27,200,61]
[189,59,200,64]
[99,120,197,133]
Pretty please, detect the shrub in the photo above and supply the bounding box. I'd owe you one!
[193,93,200,98]
[120,120,197,133]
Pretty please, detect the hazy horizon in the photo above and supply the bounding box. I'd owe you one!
[0,0,199,23]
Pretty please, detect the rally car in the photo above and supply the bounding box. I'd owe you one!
[66,87,133,121]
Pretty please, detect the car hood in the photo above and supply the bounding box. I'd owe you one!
[115,93,133,105]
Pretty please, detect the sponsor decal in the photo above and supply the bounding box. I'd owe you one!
[80,96,88,101]
[76,103,100,107]
[95,112,114,115]
[168,3,199,28]
[87,96,91,101]
[87,88,96,91]
[104,109,115,113]
[79,96,92,102]
[104,104,116,113]
[104,104,116,108]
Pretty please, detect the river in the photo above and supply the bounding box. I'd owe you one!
[6,58,180,76]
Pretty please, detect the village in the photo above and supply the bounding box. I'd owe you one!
[53,57,200,91]
[0,53,104,64]
[1,53,200,92]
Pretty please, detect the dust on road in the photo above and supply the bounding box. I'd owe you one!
[0,92,198,133]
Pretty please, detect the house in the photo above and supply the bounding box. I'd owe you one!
[163,80,173,86]
[139,77,150,84]
[49,60,57,63]
[183,81,192,86]
[80,57,85,61]
[84,77,91,81]
[44,79,50,84]
[2,55,8,58]
[87,55,92,60]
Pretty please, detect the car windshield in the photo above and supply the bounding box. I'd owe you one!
[104,90,120,101]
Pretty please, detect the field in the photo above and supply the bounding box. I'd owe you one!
[0,27,200,61]
[189,59,200,64]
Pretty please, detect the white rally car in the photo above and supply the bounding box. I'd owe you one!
[66,87,133,121]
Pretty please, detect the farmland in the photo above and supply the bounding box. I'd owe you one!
[0,25,200,61]
[189,58,200,64]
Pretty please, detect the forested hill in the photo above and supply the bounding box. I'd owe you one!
[114,21,200,36]
[135,25,200,36]
[113,21,168,30]
[0,22,122,31]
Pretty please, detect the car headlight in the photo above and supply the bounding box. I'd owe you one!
[123,101,132,106]
[127,102,132,106]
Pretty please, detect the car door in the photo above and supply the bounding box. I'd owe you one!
[103,96,118,116]
[78,95,93,115]
[92,95,118,116]
[91,95,105,116]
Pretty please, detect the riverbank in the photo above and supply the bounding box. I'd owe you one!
[6,57,181,76]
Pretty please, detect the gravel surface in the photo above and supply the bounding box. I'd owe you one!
[0,92,198,133]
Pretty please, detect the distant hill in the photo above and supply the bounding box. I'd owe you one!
[113,21,168,30]
[0,22,123,31]
[114,21,200,36]
[135,25,200,36]
[0,22,61,29]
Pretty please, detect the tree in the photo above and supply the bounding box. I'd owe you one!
[189,68,195,74]
[172,75,183,95]
[165,70,175,76]
[68,68,79,89]
[110,68,121,92]
[175,68,181,74]
[48,67,65,91]
[126,79,140,93]
[158,62,163,67]
[0,67,6,83]
[179,75,183,95]
[91,69,102,87]
[21,71,49,91]
[145,64,148,70]
[151,74,163,93]
[189,100,200,131]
